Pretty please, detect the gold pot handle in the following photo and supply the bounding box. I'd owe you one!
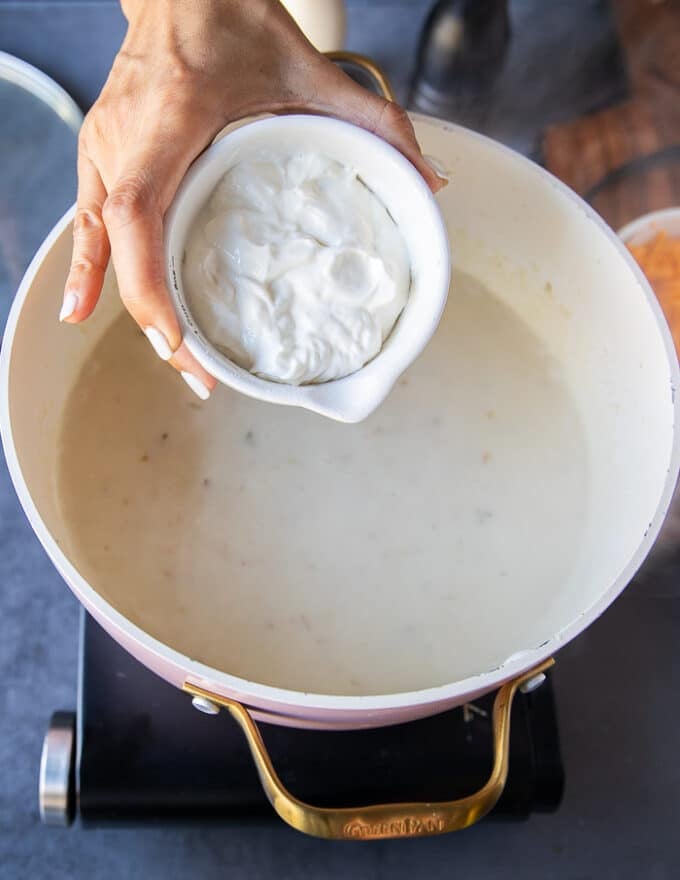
[183,658,554,840]
[325,51,396,102]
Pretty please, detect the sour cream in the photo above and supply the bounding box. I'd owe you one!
[183,150,411,385]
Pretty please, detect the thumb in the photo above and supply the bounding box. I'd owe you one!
[317,69,448,193]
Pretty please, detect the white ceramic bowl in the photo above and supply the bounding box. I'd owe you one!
[164,114,451,423]
[618,206,680,245]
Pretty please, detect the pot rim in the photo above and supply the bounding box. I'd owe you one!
[2,115,679,716]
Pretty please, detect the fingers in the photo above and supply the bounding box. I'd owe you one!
[312,65,449,194]
[61,155,110,322]
[63,112,217,397]
[102,162,216,397]
[102,169,183,352]
[170,341,217,399]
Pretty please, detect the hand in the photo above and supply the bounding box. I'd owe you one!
[60,0,447,399]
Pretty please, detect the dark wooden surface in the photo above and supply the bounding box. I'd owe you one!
[543,0,680,229]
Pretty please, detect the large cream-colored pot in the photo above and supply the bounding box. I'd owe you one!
[2,115,678,837]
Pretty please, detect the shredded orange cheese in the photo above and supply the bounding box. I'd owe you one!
[628,231,680,357]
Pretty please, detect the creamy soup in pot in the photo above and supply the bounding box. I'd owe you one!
[57,271,588,695]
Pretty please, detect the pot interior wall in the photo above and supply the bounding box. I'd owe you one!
[5,118,676,697]
[422,118,675,630]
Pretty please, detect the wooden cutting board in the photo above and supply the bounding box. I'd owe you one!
[543,0,680,230]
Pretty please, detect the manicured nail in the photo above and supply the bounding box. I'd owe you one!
[181,371,211,401]
[144,326,174,361]
[424,155,450,184]
[59,291,79,322]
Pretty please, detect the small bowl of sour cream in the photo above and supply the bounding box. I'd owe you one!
[165,114,451,422]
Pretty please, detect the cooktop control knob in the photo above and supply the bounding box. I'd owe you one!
[39,711,76,826]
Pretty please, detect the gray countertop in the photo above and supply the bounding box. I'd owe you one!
[1,2,679,877]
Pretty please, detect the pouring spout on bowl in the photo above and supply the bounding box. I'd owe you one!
[294,365,402,423]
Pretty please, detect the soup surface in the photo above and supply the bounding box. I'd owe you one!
[58,271,588,695]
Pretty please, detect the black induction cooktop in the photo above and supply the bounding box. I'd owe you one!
[40,610,564,826]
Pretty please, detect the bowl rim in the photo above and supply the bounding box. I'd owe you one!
[618,206,680,243]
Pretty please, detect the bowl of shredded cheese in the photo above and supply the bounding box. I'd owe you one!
[620,208,680,358]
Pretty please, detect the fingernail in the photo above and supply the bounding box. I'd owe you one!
[59,291,79,322]
[181,371,211,401]
[144,326,174,361]
[424,155,450,184]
